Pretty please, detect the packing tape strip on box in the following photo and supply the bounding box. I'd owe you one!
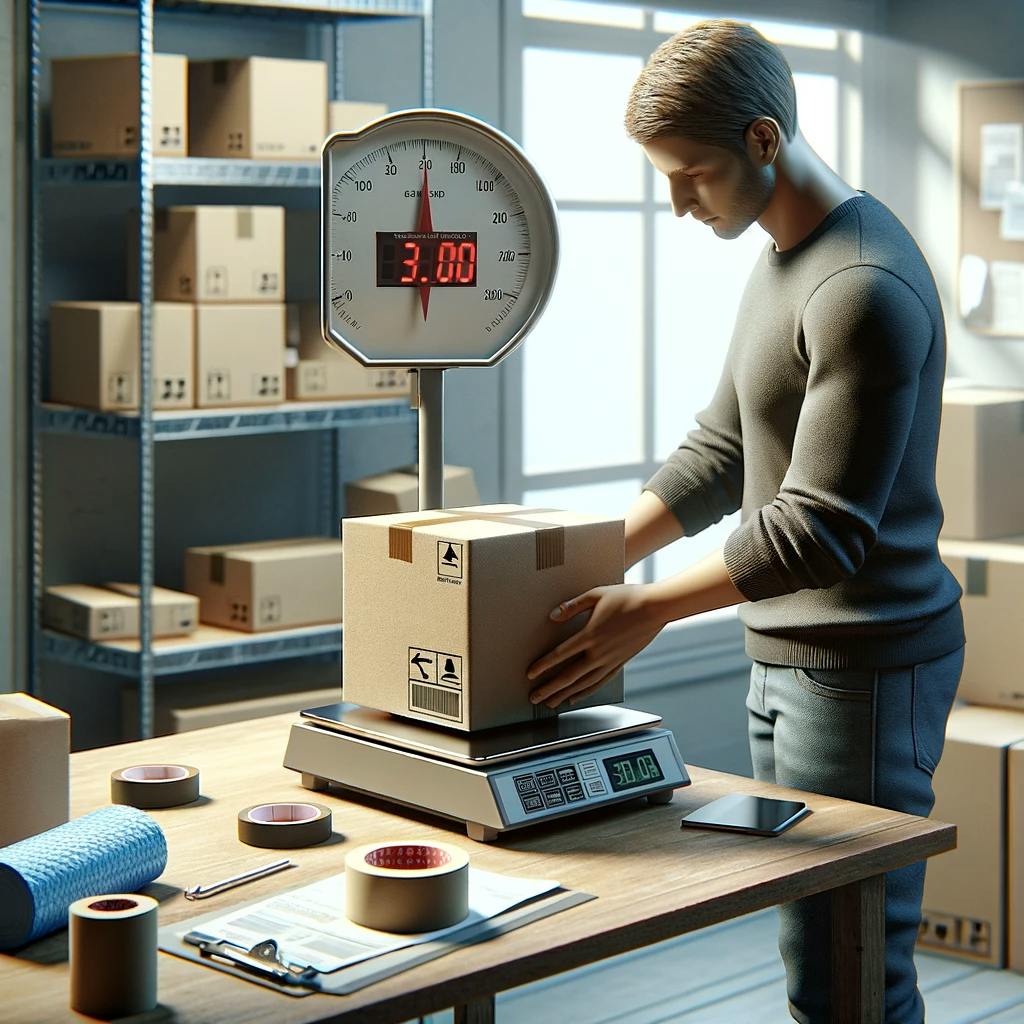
[344,841,470,933]
[110,764,201,809]
[237,802,333,848]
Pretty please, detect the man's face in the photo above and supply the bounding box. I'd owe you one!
[641,134,773,240]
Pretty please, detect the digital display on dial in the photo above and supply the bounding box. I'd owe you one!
[601,749,664,793]
[376,231,478,287]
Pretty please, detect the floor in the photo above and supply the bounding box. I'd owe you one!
[423,910,1024,1023]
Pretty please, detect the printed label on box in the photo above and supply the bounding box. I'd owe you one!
[206,266,228,297]
[258,595,282,627]
[158,376,188,402]
[408,646,462,690]
[229,601,249,625]
[408,680,462,722]
[301,364,327,393]
[253,373,281,400]
[437,540,463,580]
[371,369,406,392]
[107,371,135,405]
[254,270,280,295]
[97,608,125,635]
[206,370,231,402]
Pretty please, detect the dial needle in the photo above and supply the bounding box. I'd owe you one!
[416,163,433,321]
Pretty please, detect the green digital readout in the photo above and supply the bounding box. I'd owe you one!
[602,748,664,793]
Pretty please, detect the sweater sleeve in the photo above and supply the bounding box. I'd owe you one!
[723,264,933,601]
[642,354,744,536]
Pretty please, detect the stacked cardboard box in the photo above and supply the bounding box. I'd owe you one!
[43,584,198,640]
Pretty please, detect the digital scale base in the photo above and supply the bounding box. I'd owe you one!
[284,703,690,841]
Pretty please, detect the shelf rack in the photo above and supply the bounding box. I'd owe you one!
[28,0,432,738]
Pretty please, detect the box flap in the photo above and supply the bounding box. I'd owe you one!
[45,584,136,608]
[0,693,69,723]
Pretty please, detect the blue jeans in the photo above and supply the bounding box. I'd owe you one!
[746,645,965,1024]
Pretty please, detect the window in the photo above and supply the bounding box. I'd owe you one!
[504,3,862,608]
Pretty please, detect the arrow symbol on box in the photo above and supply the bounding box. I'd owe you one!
[411,653,432,679]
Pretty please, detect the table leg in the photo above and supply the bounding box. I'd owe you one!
[830,873,885,1024]
[453,995,495,1024]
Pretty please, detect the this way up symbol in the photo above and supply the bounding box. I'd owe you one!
[411,653,432,679]
[441,543,459,566]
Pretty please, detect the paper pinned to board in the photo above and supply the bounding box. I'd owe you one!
[981,123,1023,211]
[990,261,1024,335]
[1001,181,1024,241]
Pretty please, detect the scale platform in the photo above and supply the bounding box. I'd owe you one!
[284,703,690,841]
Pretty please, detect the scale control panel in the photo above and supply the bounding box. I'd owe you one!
[491,731,687,827]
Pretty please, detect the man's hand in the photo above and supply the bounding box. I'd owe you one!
[526,584,668,709]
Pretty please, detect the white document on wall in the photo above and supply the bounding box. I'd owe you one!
[1000,181,1024,241]
[989,260,1024,334]
[980,123,1023,211]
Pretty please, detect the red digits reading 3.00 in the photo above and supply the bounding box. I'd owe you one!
[400,241,421,283]
[435,241,457,283]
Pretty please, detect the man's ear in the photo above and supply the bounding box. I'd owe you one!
[744,117,782,167]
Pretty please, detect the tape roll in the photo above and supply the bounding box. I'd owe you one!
[237,803,333,849]
[69,893,158,1019]
[110,764,200,809]
[344,841,470,933]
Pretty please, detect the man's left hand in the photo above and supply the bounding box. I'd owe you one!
[526,583,667,709]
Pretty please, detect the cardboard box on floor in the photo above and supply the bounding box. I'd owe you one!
[51,53,187,158]
[189,57,327,160]
[937,388,1024,539]
[153,205,284,303]
[919,705,1024,967]
[287,304,410,400]
[940,536,1024,710]
[328,100,387,134]
[43,584,198,640]
[194,304,285,407]
[342,503,625,732]
[48,301,193,411]
[346,465,480,517]
[184,537,342,632]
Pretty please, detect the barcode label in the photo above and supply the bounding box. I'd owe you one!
[409,681,462,722]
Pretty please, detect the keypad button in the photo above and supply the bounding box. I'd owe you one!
[514,774,538,795]
[521,793,544,813]
[586,778,607,796]
[556,765,579,785]
[536,770,558,790]
[578,760,600,780]
[564,783,585,802]
[542,789,566,808]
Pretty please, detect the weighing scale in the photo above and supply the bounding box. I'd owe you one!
[283,109,690,841]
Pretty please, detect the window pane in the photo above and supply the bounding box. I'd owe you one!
[794,72,839,170]
[523,479,644,583]
[523,48,644,201]
[524,211,644,474]
[654,212,765,458]
[524,0,644,28]
[653,11,839,48]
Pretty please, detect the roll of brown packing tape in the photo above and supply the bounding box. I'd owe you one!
[344,841,470,933]
[110,764,200,809]
[69,893,158,1019]
[237,802,333,849]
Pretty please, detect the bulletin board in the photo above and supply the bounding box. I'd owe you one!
[957,80,1024,338]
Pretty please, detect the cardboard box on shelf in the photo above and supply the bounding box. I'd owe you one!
[937,388,1024,540]
[194,304,285,408]
[1011,739,1024,972]
[342,503,625,732]
[51,53,187,158]
[940,536,1024,710]
[189,57,327,160]
[919,705,1024,967]
[105,582,198,636]
[346,464,480,517]
[184,537,343,632]
[153,205,284,303]
[0,694,69,848]
[48,301,193,411]
[328,100,388,134]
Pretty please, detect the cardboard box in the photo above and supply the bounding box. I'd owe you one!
[937,388,1024,539]
[328,100,387,134]
[184,537,343,632]
[341,503,625,732]
[1010,738,1024,971]
[920,705,1024,966]
[51,53,187,158]
[189,57,327,160]
[346,465,480,517]
[0,694,69,848]
[940,536,1024,710]
[105,582,199,636]
[194,304,285,407]
[153,205,284,304]
[48,301,193,411]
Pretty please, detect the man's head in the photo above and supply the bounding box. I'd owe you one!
[625,20,797,239]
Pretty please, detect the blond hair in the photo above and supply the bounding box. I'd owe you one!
[624,20,797,151]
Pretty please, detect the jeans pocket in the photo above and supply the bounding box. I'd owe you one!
[792,666,874,701]
[912,645,965,776]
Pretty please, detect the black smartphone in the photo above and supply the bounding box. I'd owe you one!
[680,793,811,836]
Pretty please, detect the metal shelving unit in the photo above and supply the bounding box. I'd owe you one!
[27,0,432,738]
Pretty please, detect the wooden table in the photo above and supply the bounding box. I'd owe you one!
[1,712,955,1024]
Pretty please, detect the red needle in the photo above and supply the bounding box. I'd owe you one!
[416,162,434,321]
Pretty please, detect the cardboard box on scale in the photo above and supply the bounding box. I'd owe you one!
[342,504,626,732]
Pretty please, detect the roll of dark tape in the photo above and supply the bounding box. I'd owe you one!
[110,764,200,809]
[236,802,333,849]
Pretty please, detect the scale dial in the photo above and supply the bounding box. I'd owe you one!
[321,109,559,367]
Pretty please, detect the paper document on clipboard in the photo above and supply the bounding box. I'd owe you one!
[194,867,558,974]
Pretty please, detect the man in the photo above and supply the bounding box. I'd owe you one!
[526,19,965,1024]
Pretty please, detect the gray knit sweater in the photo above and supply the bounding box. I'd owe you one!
[644,193,964,669]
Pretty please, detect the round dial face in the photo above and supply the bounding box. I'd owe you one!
[322,109,559,367]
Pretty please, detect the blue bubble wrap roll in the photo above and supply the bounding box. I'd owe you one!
[0,804,167,949]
